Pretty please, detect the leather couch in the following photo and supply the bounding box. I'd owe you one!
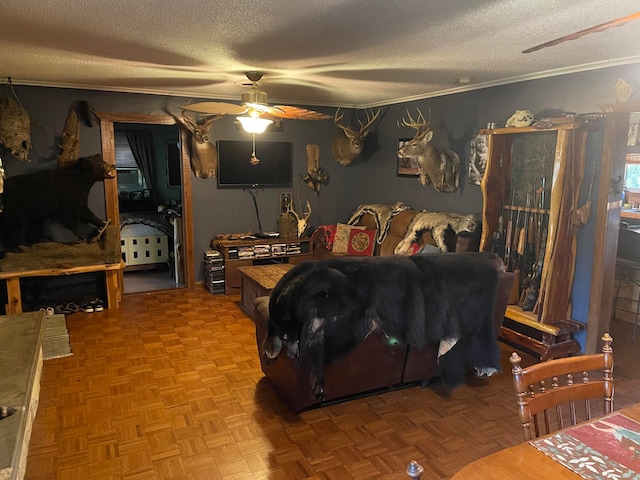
[254,269,515,412]
[312,209,481,260]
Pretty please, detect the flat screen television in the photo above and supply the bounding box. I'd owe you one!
[216,140,293,188]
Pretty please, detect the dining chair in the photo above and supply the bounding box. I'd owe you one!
[510,333,614,441]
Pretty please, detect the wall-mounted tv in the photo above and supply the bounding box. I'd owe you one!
[217,140,293,188]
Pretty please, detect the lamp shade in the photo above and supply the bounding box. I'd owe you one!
[236,116,273,134]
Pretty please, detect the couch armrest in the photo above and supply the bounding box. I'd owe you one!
[254,296,411,411]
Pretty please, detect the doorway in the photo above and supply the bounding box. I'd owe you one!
[98,112,195,293]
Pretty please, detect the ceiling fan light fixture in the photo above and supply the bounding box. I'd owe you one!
[236,115,273,134]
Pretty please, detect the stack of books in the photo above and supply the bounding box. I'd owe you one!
[203,250,225,295]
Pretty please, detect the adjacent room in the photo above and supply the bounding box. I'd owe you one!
[1,2,640,479]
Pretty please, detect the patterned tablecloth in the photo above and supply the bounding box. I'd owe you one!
[531,412,640,479]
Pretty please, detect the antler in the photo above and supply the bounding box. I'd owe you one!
[180,114,224,134]
[398,108,430,132]
[334,107,349,132]
[334,107,380,134]
[302,200,312,219]
[357,108,381,133]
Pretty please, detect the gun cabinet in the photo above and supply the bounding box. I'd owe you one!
[479,117,600,359]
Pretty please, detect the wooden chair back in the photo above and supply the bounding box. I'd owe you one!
[510,333,614,441]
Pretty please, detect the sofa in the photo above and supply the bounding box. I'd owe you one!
[254,261,515,412]
[311,203,481,260]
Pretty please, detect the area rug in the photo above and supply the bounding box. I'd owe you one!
[42,313,72,360]
[531,412,640,479]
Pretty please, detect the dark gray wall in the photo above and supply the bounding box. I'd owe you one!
[4,64,640,348]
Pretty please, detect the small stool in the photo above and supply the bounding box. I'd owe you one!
[613,257,640,342]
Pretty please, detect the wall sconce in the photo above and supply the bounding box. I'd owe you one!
[236,111,273,134]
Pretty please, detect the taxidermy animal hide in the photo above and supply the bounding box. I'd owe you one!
[263,253,502,399]
[0,154,115,253]
[346,202,411,244]
[394,211,478,254]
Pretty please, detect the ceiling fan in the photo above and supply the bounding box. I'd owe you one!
[179,71,332,121]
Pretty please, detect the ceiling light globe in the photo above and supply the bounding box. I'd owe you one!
[236,116,273,134]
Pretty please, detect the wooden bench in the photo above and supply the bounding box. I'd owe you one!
[0,262,125,314]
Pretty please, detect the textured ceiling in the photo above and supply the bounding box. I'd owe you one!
[1,0,640,108]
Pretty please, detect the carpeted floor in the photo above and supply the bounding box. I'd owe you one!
[41,314,72,360]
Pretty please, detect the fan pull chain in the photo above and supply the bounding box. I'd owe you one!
[250,134,260,165]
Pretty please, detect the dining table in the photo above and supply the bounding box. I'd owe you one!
[450,403,640,479]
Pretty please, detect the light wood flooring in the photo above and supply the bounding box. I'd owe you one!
[24,288,640,480]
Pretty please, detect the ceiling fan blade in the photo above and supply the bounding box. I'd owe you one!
[523,11,640,54]
[244,103,285,116]
[180,102,247,115]
[271,105,332,120]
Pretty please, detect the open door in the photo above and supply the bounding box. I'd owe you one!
[97,112,195,291]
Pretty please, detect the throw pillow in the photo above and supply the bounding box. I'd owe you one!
[333,223,366,253]
[347,229,376,256]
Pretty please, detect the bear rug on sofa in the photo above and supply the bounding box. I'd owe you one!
[261,252,503,401]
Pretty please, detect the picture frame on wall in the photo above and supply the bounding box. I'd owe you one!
[469,134,488,185]
[397,138,419,177]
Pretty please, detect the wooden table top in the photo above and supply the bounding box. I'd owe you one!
[621,209,640,220]
[237,263,294,290]
[450,403,640,479]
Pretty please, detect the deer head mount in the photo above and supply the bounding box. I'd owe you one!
[397,109,460,193]
[331,107,380,166]
[286,200,312,237]
[165,106,223,179]
[177,114,224,179]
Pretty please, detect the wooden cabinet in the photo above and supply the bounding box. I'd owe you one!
[213,237,313,294]
[479,118,600,359]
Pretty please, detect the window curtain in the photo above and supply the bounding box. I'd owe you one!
[125,131,155,201]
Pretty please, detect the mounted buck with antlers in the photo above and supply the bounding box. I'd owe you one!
[331,107,380,166]
[397,109,460,192]
[166,110,223,179]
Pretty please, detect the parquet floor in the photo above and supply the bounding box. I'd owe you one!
[24,288,640,480]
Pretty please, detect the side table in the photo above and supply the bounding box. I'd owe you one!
[238,264,294,319]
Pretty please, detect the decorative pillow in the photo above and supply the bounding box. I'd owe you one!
[347,229,376,256]
[333,223,366,253]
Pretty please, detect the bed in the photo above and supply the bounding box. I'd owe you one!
[119,211,172,268]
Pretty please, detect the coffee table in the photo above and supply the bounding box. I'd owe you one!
[237,263,294,318]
